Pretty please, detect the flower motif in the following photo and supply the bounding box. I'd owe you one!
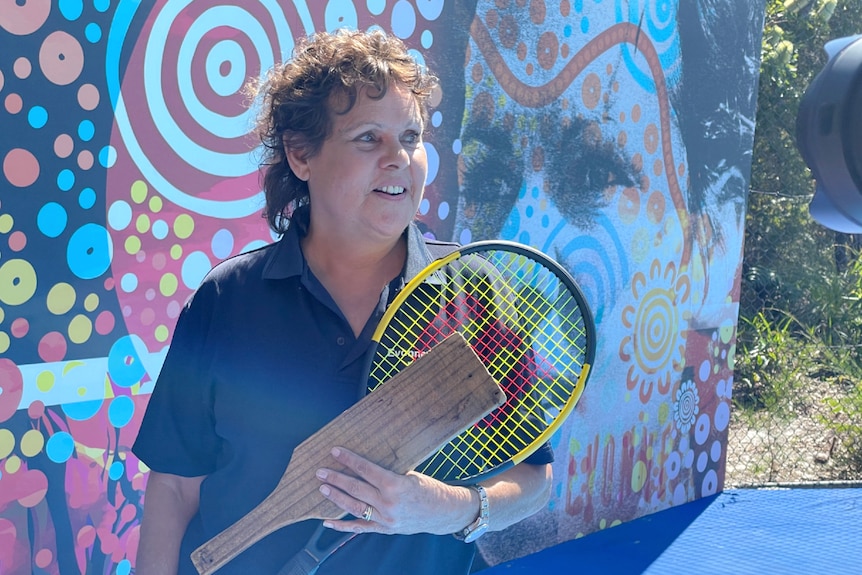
[674,378,700,434]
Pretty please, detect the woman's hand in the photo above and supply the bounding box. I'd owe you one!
[316,447,552,536]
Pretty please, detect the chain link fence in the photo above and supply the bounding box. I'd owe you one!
[725,190,862,487]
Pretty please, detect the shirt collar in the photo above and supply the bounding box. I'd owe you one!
[261,206,439,283]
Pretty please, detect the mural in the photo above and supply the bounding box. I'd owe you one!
[0,1,765,573]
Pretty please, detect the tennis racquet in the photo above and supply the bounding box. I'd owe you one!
[279,240,596,575]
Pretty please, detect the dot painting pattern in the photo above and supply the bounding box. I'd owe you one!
[0,1,763,573]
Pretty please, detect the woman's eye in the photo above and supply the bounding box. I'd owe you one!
[357,132,377,143]
[402,132,421,145]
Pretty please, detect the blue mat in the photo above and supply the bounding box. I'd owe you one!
[482,488,862,574]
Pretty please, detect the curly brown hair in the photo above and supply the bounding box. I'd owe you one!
[247,28,439,233]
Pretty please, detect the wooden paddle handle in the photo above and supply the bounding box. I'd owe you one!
[191,333,505,574]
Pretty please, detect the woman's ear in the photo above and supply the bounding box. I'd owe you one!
[284,137,310,182]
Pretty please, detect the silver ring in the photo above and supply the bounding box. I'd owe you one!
[362,504,374,522]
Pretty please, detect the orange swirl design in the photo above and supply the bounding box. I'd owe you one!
[470,18,691,267]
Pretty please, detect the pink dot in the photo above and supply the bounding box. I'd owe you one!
[11,317,29,338]
[0,69,4,91]
[77,525,96,548]
[38,331,67,363]
[35,548,53,569]
[39,31,84,86]
[3,148,40,187]
[152,252,166,270]
[8,230,26,251]
[54,134,74,158]
[104,277,115,291]
[5,93,23,114]
[13,57,32,79]
[0,0,50,35]
[77,83,100,111]
[28,400,45,420]
[166,299,181,318]
[77,150,94,170]
[140,307,155,326]
[95,310,115,335]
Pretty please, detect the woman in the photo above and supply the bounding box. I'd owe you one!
[132,29,552,575]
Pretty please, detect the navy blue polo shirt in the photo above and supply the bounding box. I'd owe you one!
[132,209,552,574]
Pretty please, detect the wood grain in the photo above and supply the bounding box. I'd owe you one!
[191,333,505,574]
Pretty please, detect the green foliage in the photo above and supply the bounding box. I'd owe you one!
[740,1,862,473]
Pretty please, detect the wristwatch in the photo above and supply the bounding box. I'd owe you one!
[454,484,489,543]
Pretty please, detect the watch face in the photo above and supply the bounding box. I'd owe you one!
[463,522,488,543]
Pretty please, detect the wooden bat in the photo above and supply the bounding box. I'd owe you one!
[190,333,506,575]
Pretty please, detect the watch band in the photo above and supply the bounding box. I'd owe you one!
[453,484,489,543]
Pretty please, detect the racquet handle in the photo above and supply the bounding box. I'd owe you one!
[190,333,506,575]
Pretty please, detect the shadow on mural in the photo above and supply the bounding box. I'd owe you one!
[0,1,765,573]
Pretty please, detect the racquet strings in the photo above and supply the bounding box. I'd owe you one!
[366,245,593,484]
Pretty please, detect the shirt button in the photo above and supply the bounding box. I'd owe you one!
[336,336,346,346]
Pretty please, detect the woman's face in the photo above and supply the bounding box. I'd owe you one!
[288,83,428,245]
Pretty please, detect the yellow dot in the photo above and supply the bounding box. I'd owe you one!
[0,307,4,322]
[149,196,163,213]
[36,371,55,392]
[0,259,37,305]
[46,282,76,315]
[0,429,14,458]
[136,213,151,234]
[84,293,99,312]
[154,324,169,342]
[174,214,194,239]
[631,460,647,493]
[21,429,45,457]
[5,455,21,473]
[0,213,13,233]
[77,387,86,396]
[131,180,148,204]
[170,245,183,260]
[68,314,93,344]
[0,332,9,353]
[125,235,141,255]
[658,402,669,425]
[159,273,178,297]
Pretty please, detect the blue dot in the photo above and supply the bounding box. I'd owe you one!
[542,214,550,228]
[182,251,212,289]
[564,25,573,38]
[116,559,132,575]
[108,336,146,387]
[421,30,433,49]
[367,0,386,15]
[526,205,534,218]
[109,461,125,481]
[99,145,117,168]
[46,431,76,463]
[94,0,110,12]
[581,17,590,34]
[152,219,169,240]
[67,223,113,280]
[78,119,95,141]
[79,187,96,209]
[108,395,135,428]
[28,106,48,129]
[518,230,531,245]
[120,272,138,293]
[85,22,102,43]
[59,0,83,20]
[62,399,104,421]
[501,209,521,240]
[211,228,235,260]
[57,169,75,191]
[532,186,540,199]
[38,202,68,238]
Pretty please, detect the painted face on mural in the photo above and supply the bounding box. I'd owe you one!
[287,84,427,243]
